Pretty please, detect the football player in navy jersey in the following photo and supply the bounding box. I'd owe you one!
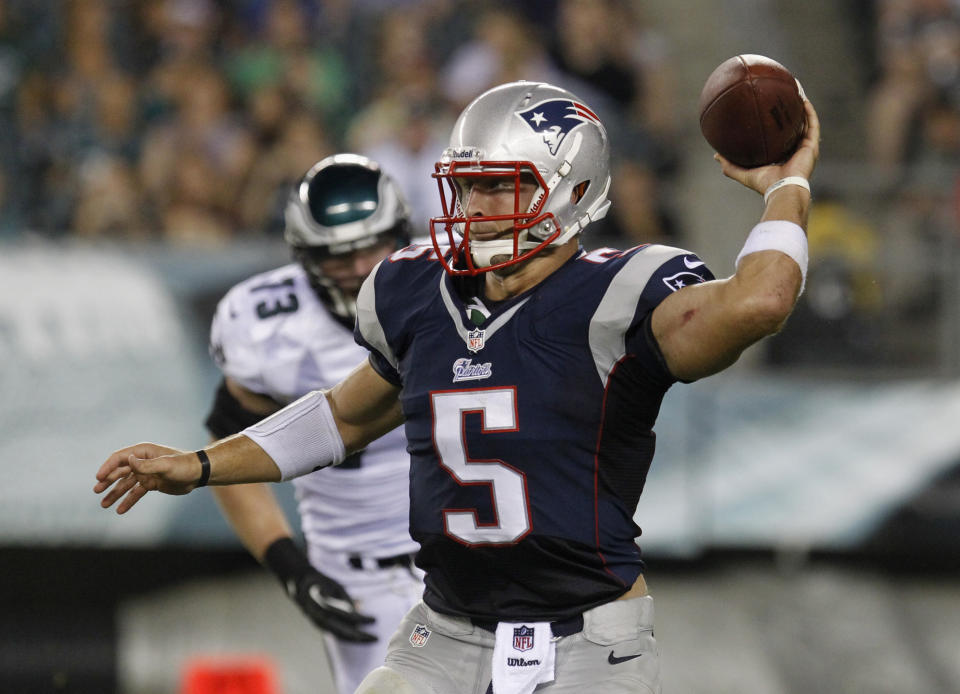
[97,81,820,694]
[205,154,423,694]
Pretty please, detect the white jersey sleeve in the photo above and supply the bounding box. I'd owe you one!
[209,263,354,403]
[209,268,296,398]
[209,263,417,559]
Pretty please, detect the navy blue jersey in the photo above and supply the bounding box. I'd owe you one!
[355,243,714,622]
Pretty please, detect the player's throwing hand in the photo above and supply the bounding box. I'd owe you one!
[714,98,821,197]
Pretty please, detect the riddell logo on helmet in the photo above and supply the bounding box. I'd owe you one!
[517,99,601,155]
[446,148,483,161]
[529,188,547,215]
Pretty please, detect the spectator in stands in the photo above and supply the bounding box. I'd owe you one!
[72,153,148,238]
[223,0,353,140]
[440,3,561,111]
[12,70,61,232]
[136,0,222,129]
[139,62,257,243]
[917,90,960,168]
[237,105,335,234]
[1,2,62,232]
[548,0,679,176]
[34,0,141,232]
[354,97,450,234]
[0,0,687,248]
[589,156,678,249]
[867,0,960,169]
[346,8,452,232]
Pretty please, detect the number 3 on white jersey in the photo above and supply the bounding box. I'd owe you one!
[431,388,531,545]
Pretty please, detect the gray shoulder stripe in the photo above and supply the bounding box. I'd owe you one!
[439,273,462,330]
[440,273,529,348]
[588,245,686,385]
[486,300,529,334]
[355,261,398,369]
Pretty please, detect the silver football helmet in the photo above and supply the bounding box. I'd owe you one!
[285,154,412,320]
[431,81,611,276]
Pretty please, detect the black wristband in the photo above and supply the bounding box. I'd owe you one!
[263,537,312,584]
[195,449,211,487]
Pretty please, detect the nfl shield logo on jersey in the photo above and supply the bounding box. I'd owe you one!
[409,623,431,648]
[513,625,535,652]
[467,328,485,352]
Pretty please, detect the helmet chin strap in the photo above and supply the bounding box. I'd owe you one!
[470,237,541,269]
[467,201,574,271]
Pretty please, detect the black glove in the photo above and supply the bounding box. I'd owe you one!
[264,537,376,643]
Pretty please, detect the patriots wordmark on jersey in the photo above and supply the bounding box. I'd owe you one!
[356,243,713,621]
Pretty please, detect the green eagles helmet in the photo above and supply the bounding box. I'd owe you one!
[284,154,413,320]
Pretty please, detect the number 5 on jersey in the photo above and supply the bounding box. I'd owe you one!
[430,388,531,545]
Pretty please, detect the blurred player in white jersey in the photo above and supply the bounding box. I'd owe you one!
[204,154,423,694]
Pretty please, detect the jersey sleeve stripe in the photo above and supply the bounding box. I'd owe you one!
[588,245,686,385]
[355,261,399,370]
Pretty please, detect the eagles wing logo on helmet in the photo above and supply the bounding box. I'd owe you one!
[517,99,602,156]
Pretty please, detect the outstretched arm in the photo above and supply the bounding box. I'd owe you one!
[94,359,403,513]
[652,99,820,382]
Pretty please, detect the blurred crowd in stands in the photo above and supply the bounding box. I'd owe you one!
[867,0,960,177]
[0,0,682,246]
[771,0,960,371]
[1,0,957,323]
[0,0,957,375]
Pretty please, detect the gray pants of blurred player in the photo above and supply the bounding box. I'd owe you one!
[356,594,661,693]
[310,548,425,694]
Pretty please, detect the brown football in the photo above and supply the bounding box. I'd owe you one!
[698,54,806,168]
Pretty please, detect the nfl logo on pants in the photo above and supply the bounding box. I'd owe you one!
[513,626,534,652]
[409,624,431,648]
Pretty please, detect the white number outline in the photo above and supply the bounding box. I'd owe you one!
[580,244,649,264]
[389,243,443,262]
[430,387,532,546]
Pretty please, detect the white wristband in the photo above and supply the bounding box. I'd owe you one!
[735,220,808,293]
[763,176,810,205]
[242,390,345,481]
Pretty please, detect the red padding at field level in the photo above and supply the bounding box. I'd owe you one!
[181,656,279,694]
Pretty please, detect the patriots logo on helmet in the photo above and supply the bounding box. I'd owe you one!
[517,99,602,155]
